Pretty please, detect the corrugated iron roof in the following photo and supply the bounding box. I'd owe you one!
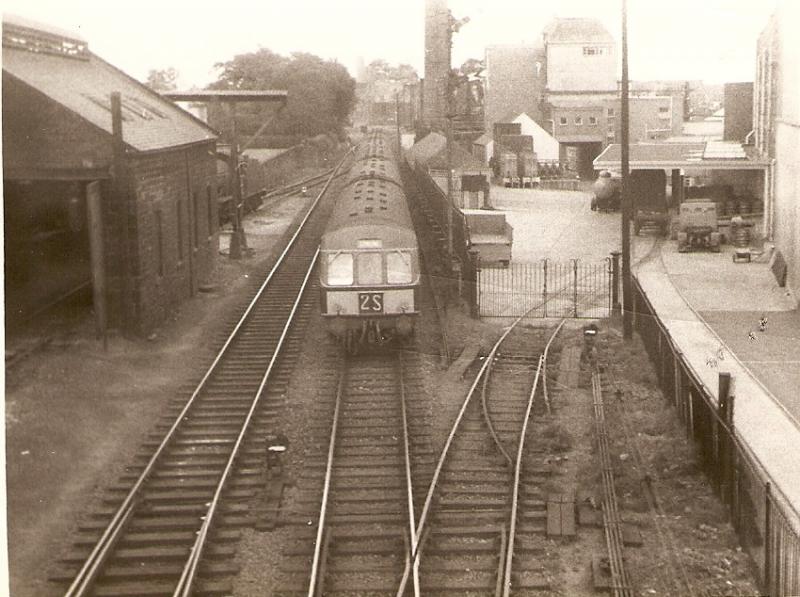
[407,132,446,164]
[543,18,615,44]
[3,45,217,152]
[594,142,769,170]
[427,142,487,171]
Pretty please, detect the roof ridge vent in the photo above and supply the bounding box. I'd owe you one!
[3,17,89,60]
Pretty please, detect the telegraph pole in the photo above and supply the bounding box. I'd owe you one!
[621,0,632,339]
[446,74,454,259]
[395,91,402,155]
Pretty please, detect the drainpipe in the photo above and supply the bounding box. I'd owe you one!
[766,158,776,242]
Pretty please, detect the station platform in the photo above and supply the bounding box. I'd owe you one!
[634,237,800,513]
[491,185,799,512]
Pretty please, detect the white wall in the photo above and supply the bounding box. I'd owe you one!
[546,43,616,92]
[772,2,800,296]
[512,114,560,161]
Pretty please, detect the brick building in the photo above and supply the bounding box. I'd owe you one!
[3,15,219,335]
[423,0,451,130]
[483,45,547,132]
[723,82,754,142]
[755,2,800,296]
[480,18,687,178]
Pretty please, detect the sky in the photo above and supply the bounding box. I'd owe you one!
[1,0,787,88]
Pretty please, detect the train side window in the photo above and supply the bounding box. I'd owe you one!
[327,253,353,285]
[357,252,383,285]
[387,251,412,284]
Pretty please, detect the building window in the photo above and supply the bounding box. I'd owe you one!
[607,108,615,117]
[207,185,215,236]
[177,199,184,262]
[575,116,583,125]
[589,116,598,125]
[155,210,164,277]
[583,46,604,56]
[559,116,568,125]
[658,106,671,119]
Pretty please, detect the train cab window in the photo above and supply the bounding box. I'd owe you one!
[327,253,353,285]
[357,239,382,249]
[387,251,413,284]
[357,252,383,285]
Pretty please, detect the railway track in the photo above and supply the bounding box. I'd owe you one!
[53,154,352,597]
[274,348,434,597]
[398,318,564,596]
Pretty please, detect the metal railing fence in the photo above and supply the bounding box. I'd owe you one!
[632,276,800,596]
[478,259,612,319]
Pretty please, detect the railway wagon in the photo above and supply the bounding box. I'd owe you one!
[320,135,420,350]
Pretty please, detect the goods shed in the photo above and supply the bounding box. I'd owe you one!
[3,15,219,336]
[594,141,771,238]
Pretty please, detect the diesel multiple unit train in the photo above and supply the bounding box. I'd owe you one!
[319,131,420,350]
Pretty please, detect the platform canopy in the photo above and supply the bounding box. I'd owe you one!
[594,141,770,171]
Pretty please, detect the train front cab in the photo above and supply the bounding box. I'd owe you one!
[320,239,419,347]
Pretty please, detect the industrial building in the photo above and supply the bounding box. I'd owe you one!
[755,2,800,296]
[480,17,688,179]
[3,15,219,336]
[483,45,546,131]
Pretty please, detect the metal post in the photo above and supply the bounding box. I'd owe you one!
[229,104,246,259]
[610,250,621,315]
[469,250,479,318]
[765,482,772,593]
[86,181,107,349]
[111,92,133,332]
[542,259,548,318]
[621,0,632,339]
[572,259,579,318]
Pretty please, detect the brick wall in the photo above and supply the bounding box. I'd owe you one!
[121,142,218,334]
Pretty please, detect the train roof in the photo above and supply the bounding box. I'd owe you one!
[345,156,402,188]
[323,173,415,244]
[354,131,395,161]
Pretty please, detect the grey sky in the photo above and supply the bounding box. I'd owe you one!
[2,0,784,88]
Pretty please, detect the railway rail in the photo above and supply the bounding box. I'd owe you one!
[397,316,564,596]
[55,153,352,597]
[273,347,434,597]
[307,351,419,596]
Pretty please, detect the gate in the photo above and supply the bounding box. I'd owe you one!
[477,259,612,318]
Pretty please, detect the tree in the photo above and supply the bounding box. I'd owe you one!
[459,58,484,77]
[208,49,356,145]
[145,67,178,92]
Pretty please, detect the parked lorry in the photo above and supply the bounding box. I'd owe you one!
[463,209,513,267]
[518,151,540,188]
[632,169,669,236]
[499,151,518,187]
[677,200,721,252]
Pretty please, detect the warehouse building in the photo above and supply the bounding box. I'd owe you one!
[3,15,219,336]
[755,2,800,296]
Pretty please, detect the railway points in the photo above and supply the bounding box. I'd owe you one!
[7,139,778,597]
